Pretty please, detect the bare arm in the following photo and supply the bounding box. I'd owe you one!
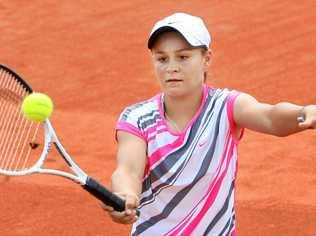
[234,93,316,137]
[103,131,147,224]
[111,131,147,197]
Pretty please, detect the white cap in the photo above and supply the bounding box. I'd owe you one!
[148,13,211,49]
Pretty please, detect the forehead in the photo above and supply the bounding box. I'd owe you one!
[150,31,193,52]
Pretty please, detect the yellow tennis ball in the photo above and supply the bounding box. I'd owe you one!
[21,93,54,122]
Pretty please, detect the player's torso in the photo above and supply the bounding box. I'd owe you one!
[133,87,238,235]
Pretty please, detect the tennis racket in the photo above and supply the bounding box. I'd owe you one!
[0,64,139,215]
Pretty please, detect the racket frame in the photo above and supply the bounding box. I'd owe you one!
[0,119,88,184]
[0,63,135,214]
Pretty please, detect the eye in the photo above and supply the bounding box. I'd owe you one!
[179,55,189,60]
[157,57,167,62]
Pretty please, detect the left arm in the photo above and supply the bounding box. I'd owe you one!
[234,93,316,137]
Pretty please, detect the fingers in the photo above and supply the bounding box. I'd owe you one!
[110,209,138,224]
[298,105,316,129]
[298,117,315,129]
[100,203,114,212]
[125,193,139,210]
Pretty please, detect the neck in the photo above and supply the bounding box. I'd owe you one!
[163,86,204,129]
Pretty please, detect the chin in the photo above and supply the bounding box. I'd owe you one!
[162,83,204,98]
[163,87,187,97]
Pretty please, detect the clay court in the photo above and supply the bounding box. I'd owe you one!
[1,0,315,235]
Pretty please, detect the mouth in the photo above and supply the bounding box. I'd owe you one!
[166,79,183,83]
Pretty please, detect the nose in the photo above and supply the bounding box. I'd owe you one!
[166,60,179,74]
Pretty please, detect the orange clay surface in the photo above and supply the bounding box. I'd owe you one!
[0,1,315,235]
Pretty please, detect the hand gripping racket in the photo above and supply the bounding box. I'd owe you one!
[0,64,139,215]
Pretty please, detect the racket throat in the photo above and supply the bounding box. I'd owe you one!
[53,142,72,167]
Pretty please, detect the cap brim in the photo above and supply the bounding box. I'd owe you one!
[148,26,184,49]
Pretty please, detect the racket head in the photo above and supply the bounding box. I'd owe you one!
[0,65,130,213]
[0,64,49,175]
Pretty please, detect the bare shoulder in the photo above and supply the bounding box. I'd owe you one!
[234,93,258,108]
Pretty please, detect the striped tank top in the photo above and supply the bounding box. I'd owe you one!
[116,85,242,235]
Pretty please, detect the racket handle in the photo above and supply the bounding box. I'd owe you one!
[83,177,140,216]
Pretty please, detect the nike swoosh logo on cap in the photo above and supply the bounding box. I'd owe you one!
[167,21,179,24]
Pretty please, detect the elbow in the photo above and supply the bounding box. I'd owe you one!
[270,126,293,137]
[273,132,289,137]
[266,116,292,137]
[267,123,291,137]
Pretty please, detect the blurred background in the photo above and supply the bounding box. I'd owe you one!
[0,1,315,235]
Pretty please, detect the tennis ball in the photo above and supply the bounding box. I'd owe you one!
[21,93,54,122]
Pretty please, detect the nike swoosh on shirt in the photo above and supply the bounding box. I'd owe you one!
[198,140,208,147]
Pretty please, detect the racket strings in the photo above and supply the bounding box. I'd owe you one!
[0,69,42,172]
[0,74,20,158]
[0,82,22,168]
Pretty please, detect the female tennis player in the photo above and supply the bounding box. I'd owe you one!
[103,13,316,235]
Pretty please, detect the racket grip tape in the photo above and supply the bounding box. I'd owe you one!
[83,177,140,216]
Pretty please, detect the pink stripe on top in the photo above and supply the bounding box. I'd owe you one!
[226,92,244,143]
[116,121,146,141]
[148,134,186,170]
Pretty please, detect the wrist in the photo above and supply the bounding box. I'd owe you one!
[297,106,306,123]
[297,105,316,123]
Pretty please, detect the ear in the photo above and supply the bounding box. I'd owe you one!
[203,50,212,71]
